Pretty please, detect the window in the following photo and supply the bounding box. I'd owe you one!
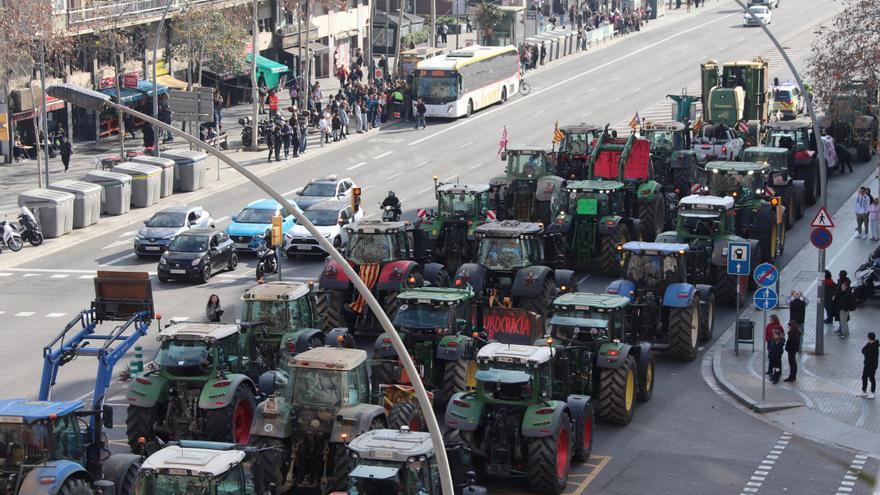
[216,465,245,494]
[53,416,82,461]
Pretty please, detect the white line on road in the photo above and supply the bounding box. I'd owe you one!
[386,172,403,180]
[653,76,664,83]
[610,97,621,103]
[460,141,474,148]
[14,312,35,317]
[373,151,394,160]
[282,188,300,196]
[416,186,434,195]
[0,273,11,277]
[346,161,368,170]
[739,432,790,495]
[214,216,230,224]
[121,231,138,237]
[22,274,41,278]
[46,313,66,318]
[407,11,736,147]
[413,161,428,168]
[100,253,136,266]
[583,111,593,117]
[444,174,458,182]
[469,163,483,170]
[632,87,641,93]
[102,239,133,250]
[533,110,545,116]
[50,274,69,279]
[834,454,869,495]
[563,96,574,102]
[4,268,97,274]
[79,274,95,279]
[363,184,375,191]
[0,311,5,315]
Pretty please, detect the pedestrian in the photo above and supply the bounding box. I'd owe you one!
[267,89,280,120]
[212,88,224,128]
[869,198,880,241]
[440,23,449,44]
[415,98,427,130]
[823,270,836,323]
[540,44,547,65]
[281,120,293,159]
[59,136,72,173]
[319,112,330,145]
[836,278,855,338]
[331,112,341,142]
[783,321,801,382]
[313,82,324,115]
[857,332,878,399]
[855,187,870,239]
[768,329,784,384]
[788,289,807,327]
[354,99,364,133]
[289,115,300,158]
[765,314,784,373]
[206,294,223,322]
[339,103,349,139]
[258,73,268,114]
[360,101,369,132]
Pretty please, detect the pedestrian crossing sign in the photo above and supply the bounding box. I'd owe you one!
[810,207,834,228]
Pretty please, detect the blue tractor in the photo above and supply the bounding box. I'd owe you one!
[0,271,154,495]
[607,242,715,361]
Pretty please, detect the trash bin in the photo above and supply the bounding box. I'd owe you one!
[83,171,132,216]
[162,149,208,192]
[47,179,102,228]
[112,162,162,208]
[129,155,175,198]
[17,189,75,238]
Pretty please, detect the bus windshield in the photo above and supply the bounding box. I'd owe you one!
[415,72,458,104]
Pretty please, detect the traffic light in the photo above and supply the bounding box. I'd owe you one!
[271,215,283,247]
[770,197,783,224]
[352,187,362,214]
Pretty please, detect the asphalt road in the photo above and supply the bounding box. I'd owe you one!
[2,0,878,493]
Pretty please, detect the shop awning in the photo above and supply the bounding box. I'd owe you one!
[12,96,66,121]
[136,80,168,97]
[156,74,189,90]
[246,53,289,89]
[284,43,330,56]
[99,87,145,105]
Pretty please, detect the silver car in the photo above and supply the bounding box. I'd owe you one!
[134,205,214,256]
[294,175,358,209]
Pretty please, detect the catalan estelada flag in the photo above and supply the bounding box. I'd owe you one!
[348,263,381,314]
[552,121,564,144]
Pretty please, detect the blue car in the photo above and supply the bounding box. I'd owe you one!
[226,198,299,252]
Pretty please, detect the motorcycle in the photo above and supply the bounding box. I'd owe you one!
[0,216,24,252]
[853,259,880,305]
[14,206,43,247]
[255,243,279,281]
[239,116,271,148]
[380,204,401,222]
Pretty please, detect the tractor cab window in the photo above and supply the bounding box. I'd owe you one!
[295,297,314,328]
[680,211,722,237]
[216,465,246,494]
[291,368,341,407]
[135,472,211,495]
[647,130,679,152]
[343,367,369,405]
[394,303,452,331]
[404,459,432,494]
[439,192,477,218]
[708,171,759,197]
[508,153,546,178]
[156,340,213,377]
[0,421,51,466]
[347,233,395,264]
[52,415,83,461]
[477,237,528,270]
[625,254,665,286]
[560,133,589,154]
[663,255,682,281]
[479,366,534,401]
[241,300,292,338]
[349,463,407,494]
[217,335,243,372]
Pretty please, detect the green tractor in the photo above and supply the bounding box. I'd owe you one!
[657,195,761,307]
[126,323,259,451]
[763,120,821,204]
[417,181,494,273]
[584,128,667,240]
[135,441,258,495]
[490,145,566,224]
[700,58,769,133]
[698,161,786,263]
[549,180,641,275]
[641,121,699,195]
[249,347,387,494]
[542,293,655,425]
[741,146,807,228]
[549,122,605,180]
[445,342,595,494]
[823,82,878,162]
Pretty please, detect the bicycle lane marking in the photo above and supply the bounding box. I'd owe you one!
[739,432,791,495]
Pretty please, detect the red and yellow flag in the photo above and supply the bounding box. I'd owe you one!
[348,263,381,314]
[552,121,564,144]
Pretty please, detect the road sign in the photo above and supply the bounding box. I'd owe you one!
[168,87,214,123]
[753,287,778,311]
[753,262,777,287]
[810,227,833,250]
[810,207,834,228]
[727,241,751,276]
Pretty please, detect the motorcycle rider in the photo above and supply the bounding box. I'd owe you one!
[381,190,402,220]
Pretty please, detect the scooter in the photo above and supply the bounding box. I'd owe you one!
[14,206,43,246]
[853,259,880,305]
[0,216,24,252]
[239,116,271,148]
[255,243,278,281]
[380,204,400,222]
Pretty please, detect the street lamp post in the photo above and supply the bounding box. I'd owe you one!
[152,0,175,158]
[249,0,260,151]
[46,82,456,495]
[38,36,50,188]
[734,0,828,354]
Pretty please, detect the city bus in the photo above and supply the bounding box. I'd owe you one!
[413,45,520,118]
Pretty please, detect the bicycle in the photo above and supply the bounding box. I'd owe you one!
[518,79,531,96]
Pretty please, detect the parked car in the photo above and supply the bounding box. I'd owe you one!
[284,199,363,256]
[748,0,779,8]
[294,175,358,209]
[743,5,771,26]
[226,198,299,252]
[158,229,238,283]
[134,205,214,256]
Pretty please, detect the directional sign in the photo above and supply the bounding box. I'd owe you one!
[727,241,751,276]
[753,262,777,287]
[753,287,779,311]
[810,227,833,250]
[810,207,835,228]
[168,87,214,123]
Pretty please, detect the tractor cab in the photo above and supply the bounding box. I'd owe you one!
[676,195,735,240]
[764,120,813,153]
[0,400,91,476]
[553,123,604,179]
[616,241,689,289]
[641,121,694,191]
[474,221,545,273]
[549,293,630,345]
[344,220,428,265]
[474,342,552,403]
[562,180,626,220]
[240,281,323,366]
[393,287,475,336]
[642,121,688,156]
[277,347,370,412]
[434,183,492,222]
[155,324,249,378]
[500,145,553,179]
[135,441,253,495]
[492,146,566,224]
[700,161,770,203]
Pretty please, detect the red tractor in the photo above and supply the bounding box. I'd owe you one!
[318,220,448,334]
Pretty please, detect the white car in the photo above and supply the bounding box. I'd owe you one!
[748,0,779,8]
[743,5,771,26]
[283,199,364,256]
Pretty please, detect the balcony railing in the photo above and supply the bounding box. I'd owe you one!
[64,0,252,27]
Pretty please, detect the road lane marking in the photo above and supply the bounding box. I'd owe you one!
[0,311,5,315]
[363,185,375,190]
[22,274,41,278]
[469,163,483,170]
[50,274,69,278]
[79,274,95,279]
[386,172,403,180]
[214,216,230,224]
[632,87,641,93]
[583,111,593,117]
[100,253,136,266]
[408,10,737,147]
[373,151,394,160]
[564,96,574,102]
[46,313,66,318]
[14,312,35,317]
[610,97,620,103]
[0,273,11,277]
[739,432,790,495]
[834,454,869,495]
[533,110,546,116]
[653,76,663,83]
[413,161,428,168]
[282,188,300,196]
[490,455,611,495]
[417,186,434,195]
[444,174,458,182]
[346,161,368,170]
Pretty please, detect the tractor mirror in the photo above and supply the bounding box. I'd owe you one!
[500,150,507,161]
[102,404,114,429]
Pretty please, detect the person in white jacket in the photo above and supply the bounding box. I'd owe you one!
[855,187,871,239]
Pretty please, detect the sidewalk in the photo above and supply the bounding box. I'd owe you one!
[711,161,880,456]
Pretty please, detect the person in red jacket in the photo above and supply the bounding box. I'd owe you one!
[765,314,784,374]
[266,89,280,120]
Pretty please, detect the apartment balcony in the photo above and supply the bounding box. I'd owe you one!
[59,0,255,33]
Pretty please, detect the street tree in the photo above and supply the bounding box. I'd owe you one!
[168,6,249,88]
[474,1,503,44]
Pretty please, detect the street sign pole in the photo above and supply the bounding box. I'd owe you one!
[762,310,767,400]
[728,241,751,356]
[735,277,740,356]
[753,284,778,402]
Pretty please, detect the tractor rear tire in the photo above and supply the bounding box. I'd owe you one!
[715,272,747,307]
[382,290,402,321]
[527,413,572,495]
[316,290,347,331]
[636,352,655,402]
[598,225,627,277]
[204,385,256,444]
[700,292,716,343]
[638,192,665,241]
[597,355,637,425]
[519,278,554,319]
[443,357,477,401]
[389,402,423,431]
[250,436,290,494]
[125,405,158,453]
[373,361,397,387]
[59,478,92,495]
[667,293,701,361]
[572,410,594,463]
[325,443,353,493]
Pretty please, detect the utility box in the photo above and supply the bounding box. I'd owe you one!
[47,179,102,228]
[83,171,133,216]
[17,189,75,238]
[112,163,162,208]
[736,318,755,351]
[129,155,176,198]
[162,149,208,192]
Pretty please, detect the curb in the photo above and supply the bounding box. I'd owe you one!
[711,349,804,413]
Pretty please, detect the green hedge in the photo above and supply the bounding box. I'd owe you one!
[401,27,430,47]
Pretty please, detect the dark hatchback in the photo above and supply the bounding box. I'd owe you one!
[157,229,238,283]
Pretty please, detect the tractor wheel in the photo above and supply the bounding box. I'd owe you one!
[760,221,780,263]
[389,402,423,431]
[58,478,92,495]
[382,290,402,321]
[667,293,701,361]
[125,405,158,453]
[700,292,716,343]
[663,191,679,231]
[714,272,745,307]
[795,191,805,219]
[598,224,627,277]
[572,411,594,463]
[637,192,665,241]
[373,361,397,386]
[519,278,555,319]
[117,461,139,495]
[443,357,478,401]
[315,290,347,331]
[527,412,572,495]
[250,436,290,495]
[597,355,636,425]
[636,352,655,402]
[204,385,256,444]
[785,192,795,229]
[325,442,354,493]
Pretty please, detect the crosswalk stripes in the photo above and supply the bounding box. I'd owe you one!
[835,454,869,495]
[740,432,791,494]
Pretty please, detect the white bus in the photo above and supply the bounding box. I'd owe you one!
[413,45,520,118]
